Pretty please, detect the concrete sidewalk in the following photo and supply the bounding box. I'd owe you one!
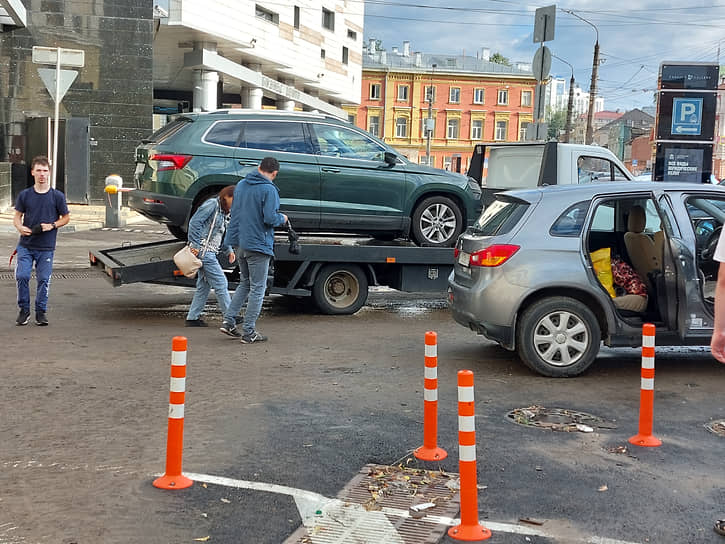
[0,204,149,234]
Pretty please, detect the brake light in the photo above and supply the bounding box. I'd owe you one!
[454,247,460,259]
[150,154,192,171]
[469,244,520,267]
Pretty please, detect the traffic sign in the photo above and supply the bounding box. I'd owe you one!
[32,46,85,67]
[37,68,78,103]
[532,46,551,81]
[533,5,556,43]
[671,97,702,136]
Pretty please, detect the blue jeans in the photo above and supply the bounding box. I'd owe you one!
[15,246,54,312]
[224,249,271,335]
[186,251,231,320]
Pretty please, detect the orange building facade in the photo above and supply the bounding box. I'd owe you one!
[345,62,536,173]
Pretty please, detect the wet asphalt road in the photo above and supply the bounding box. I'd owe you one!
[0,223,724,544]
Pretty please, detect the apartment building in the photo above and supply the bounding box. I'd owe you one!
[348,41,536,172]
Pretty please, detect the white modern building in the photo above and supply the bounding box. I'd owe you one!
[153,1,364,120]
[544,76,604,116]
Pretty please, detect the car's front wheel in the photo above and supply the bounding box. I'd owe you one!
[411,196,463,247]
[516,296,601,377]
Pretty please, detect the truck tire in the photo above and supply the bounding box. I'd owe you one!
[167,225,187,240]
[312,264,368,315]
[411,196,463,247]
[516,296,601,377]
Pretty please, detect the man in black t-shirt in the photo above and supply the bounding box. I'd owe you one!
[13,156,70,326]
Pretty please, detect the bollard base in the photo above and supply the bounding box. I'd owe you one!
[414,445,448,461]
[448,523,492,541]
[628,434,662,447]
[153,473,194,490]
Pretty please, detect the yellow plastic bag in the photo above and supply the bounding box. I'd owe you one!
[590,247,616,297]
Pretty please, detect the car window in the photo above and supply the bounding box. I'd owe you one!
[204,121,243,147]
[310,123,386,160]
[144,118,192,143]
[470,197,529,236]
[241,121,312,154]
[550,201,590,237]
[591,201,615,231]
[577,156,629,182]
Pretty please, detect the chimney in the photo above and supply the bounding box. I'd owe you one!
[481,47,490,61]
[369,38,376,55]
[403,41,411,57]
[392,46,399,55]
[415,52,422,67]
[380,50,387,64]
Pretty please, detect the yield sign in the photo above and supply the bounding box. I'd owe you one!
[37,68,78,103]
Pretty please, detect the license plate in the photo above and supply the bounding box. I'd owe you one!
[457,251,470,266]
[134,162,145,176]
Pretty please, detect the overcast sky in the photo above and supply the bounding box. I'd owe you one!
[361,1,725,112]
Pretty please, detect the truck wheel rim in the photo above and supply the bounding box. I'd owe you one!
[532,310,588,367]
[420,203,456,244]
[324,271,359,309]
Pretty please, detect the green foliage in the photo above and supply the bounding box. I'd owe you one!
[547,109,567,139]
[490,52,511,66]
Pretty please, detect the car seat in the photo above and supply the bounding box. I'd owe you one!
[624,205,660,291]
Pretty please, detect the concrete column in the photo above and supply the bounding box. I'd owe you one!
[248,87,263,110]
[242,63,263,110]
[278,79,296,110]
[193,70,219,112]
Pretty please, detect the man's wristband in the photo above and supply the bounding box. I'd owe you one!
[52,222,57,229]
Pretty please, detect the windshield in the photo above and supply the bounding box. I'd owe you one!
[471,197,529,235]
[143,118,192,144]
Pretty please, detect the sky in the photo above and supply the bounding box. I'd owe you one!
[360,0,725,112]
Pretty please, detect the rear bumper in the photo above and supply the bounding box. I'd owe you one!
[128,191,191,227]
[449,301,514,349]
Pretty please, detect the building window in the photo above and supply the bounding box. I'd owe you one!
[420,156,433,167]
[342,46,349,65]
[473,88,484,104]
[497,89,509,105]
[424,85,436,103]
[395,117,408,138]
[294,6,300,29]
[369,115,380,137]
[495,120,508,141]
[519,122,529,141]
[443,157,452,171]
[255,4,279,24]
[320,49,325,59]
[449,87,460,104]
[370,84,381,100]
[347,29,357,40]
[447,118,459,139]
[397,85,409,101]
[347,113,356,125]
[322,8,334,31]
[471,119,483,140]
[521,90,533,107]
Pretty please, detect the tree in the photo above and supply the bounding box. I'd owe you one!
[547,109,567,140]
[490,52,510,66]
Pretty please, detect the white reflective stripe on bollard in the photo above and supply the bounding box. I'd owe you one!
[458,415,475,432]
[168,404,185,419]
[641,378,654,391]
[171,351,187,366]
[458,444,476,462]
[425,344,437,357]
[169,377,186,392]
[424,366,437,380]
[424,389,438,402]
[458,386,474,403]
[642,335,655,348]
[641,356,655,369]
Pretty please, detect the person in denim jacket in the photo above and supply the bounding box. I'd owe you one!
[185,185,235,326]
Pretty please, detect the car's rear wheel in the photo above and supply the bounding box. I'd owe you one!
[411,196,463,247]
[167,224,187,240]
[516,296,601,377]
[312,264,368,315]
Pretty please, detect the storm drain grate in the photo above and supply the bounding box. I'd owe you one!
[283,464,461,544]
[705,419,725,437]
[0,270,91,281]
[506,405,616,432]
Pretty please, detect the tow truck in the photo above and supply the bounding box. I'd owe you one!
[89,237,454,314]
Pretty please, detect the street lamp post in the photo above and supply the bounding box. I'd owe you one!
[563,9,599,145]
[552,54,575,143]
[425,63,436,165]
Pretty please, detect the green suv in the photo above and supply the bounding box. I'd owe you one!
[129,110,482,246]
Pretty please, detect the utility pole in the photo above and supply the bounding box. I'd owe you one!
[425,63,436,165]
[552,54,575,143]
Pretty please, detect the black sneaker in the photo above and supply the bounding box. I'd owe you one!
[241,331,267,344]
[16,309,30,326]
[220,321,242,337]
[35,311,48,326]
[185,318,208,327]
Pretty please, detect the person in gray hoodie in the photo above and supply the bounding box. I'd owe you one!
[220,157,287,343]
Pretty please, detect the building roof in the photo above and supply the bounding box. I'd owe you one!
[363,50,533,77]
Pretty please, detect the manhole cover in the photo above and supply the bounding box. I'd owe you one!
[283,464,461,544]
[705,419,725,437]
[506,405,615,432]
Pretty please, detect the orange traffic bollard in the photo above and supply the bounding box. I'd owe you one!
[153,336,194,489]
[629,323,662,448]
[414,331,447,461]
[448,370,491,541]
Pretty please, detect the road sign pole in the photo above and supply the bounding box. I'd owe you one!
[51,48,62,189]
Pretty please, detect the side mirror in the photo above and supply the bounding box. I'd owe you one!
[383,151,398,166]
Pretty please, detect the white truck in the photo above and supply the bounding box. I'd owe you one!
[467,141,634,206]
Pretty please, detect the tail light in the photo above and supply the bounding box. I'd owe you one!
[150,154,192,171]
[468,244,520,267]
[454,247,460,259]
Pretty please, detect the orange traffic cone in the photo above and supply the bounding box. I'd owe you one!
[414,331,447,461]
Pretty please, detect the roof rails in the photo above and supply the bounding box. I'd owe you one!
[205,108,340,121]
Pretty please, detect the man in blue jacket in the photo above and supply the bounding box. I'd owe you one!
[220,157,287,343]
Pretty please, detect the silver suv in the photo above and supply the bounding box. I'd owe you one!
[448,181,725,377]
